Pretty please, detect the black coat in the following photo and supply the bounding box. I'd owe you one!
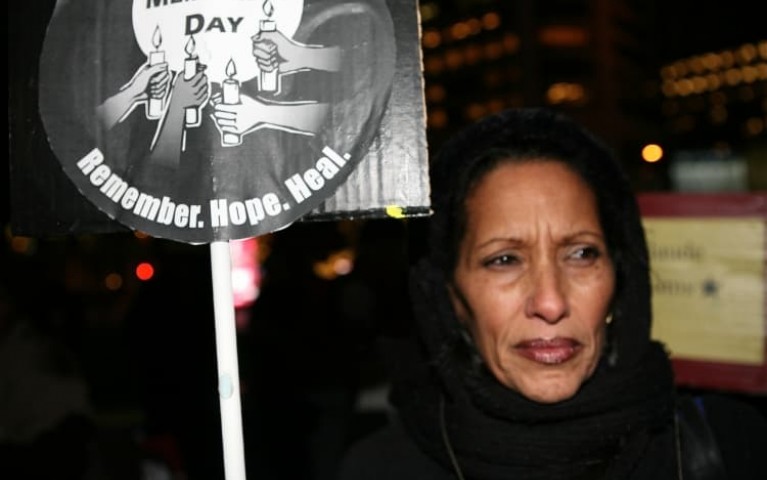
[339,393,767,480]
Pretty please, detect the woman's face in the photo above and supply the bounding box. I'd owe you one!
[450,160,615,403]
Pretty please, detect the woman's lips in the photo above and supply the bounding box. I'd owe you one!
[514,337,581,364]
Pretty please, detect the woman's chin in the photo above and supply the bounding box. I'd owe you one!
[510,377,582,404]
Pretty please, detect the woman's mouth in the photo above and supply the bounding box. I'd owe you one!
[514,337,581,365]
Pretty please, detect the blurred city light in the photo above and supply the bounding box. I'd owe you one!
[135,262,155,281]
[313,249,355,280]
[642,144,665,163]
[105,272,123,291]
[230,238,261,309]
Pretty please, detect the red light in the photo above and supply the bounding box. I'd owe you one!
[230,239,261,309]
[136,262,155,281]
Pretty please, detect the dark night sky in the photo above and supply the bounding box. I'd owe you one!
[652,0,765,62]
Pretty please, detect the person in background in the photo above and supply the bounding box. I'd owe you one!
[338,108,767,479]
[0,275,95,480]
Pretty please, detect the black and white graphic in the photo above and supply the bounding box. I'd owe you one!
[39,0,399,243]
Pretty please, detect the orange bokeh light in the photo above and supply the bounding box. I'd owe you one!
[641,144,664,163]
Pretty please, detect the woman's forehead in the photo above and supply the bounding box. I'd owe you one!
[464,162,600,232]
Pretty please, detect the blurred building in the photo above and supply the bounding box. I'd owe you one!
[420,1,660,161]
[418,0,766,191]
[658,42,767,190]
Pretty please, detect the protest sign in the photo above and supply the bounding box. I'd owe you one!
[12,0,429,242]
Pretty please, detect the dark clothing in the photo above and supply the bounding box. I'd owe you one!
[688,394,767,479]
[339,418,448,479]
[339,393,767,479]
[340,419,676,479]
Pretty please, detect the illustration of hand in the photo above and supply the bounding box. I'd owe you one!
[127,61,170,103]
[169,68,209,111]
[96,61,169,130]
[211,93,265,136]
[148,69,210,165]
[146,64,170,101]
[251,30,341,73]
[252,31,280,75]
[211,92,329,140]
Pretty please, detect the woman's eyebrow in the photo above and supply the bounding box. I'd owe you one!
[474,236,525,250]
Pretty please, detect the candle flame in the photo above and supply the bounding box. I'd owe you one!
[152,25,162,49]
[226,58,237,78]
[185,35,196,57]
[262,0,274,17]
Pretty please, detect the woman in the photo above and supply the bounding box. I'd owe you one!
[339,108,766,479]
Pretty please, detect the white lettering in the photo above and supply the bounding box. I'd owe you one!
[189,204,202,227]
[76,148,104,175]
[303,168,324,190]
[263,193,281,216]
[102,175,129,201]
[121,187,139,209]
[244,198,266,224]
[209,194,284,227]
[322,146,350,168]
[284,146,352,203]
[285,174,311,203]
[90,165,110,187]
[134,193,161,221]
[174,204,189,228]
[157,196,176,225]
[316,157,340,179]
[229,201,247,225]
[210,199,228,227]
[75,149,201,228]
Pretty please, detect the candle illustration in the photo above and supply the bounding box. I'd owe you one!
[256,0,279,92]
[222,59,242,146]
[146,25,167,119]
[183,35,201,127]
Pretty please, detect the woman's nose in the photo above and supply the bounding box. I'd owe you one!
[525,262,568,324]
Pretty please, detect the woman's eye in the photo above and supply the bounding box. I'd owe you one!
[483,254,520,267]
[570,246,602,262]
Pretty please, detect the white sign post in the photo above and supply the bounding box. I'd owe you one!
[210,241,247,480]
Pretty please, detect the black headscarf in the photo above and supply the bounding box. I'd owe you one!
[389,108,677,479]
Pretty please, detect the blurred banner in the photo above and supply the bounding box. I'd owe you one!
[9,0,429,243]
[639,193,767,394]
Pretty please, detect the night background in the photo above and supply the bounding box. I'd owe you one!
[4,1,766,479]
